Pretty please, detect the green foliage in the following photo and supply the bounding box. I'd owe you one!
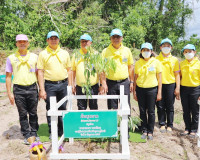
[118,116,141,133]
[74,46,116,95]
[128,116,141,132]
[0,0,197,54]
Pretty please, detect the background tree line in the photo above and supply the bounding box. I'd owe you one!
[0,0,199,55]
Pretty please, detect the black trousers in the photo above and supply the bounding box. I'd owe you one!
[13,83,39,139]
[107,78,130,109]
[156,83,175,128]
[136,86,157,134]
[45,80,68,136]
[180,85,200,133]
[76,84,99,110]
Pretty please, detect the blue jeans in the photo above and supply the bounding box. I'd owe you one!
[45,80,68,136]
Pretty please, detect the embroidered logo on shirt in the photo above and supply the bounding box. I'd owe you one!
[29,68,35,72]
[148,66,155,71]
[122,57,128,62]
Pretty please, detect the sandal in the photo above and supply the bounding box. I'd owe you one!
[180,130,189,136]
[147,134,153,140]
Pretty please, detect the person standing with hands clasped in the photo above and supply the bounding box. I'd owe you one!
[179,44,200,138]
[156,38,180,133]
[6,34,39,144]
[133,43,162,140]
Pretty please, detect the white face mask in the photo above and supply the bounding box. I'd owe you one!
[142,51,151,59]
[184,53,194,60]
[161,47,171,54]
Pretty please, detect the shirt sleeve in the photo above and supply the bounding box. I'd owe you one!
[156,61,162,73]
[71,55,76,71]
[65,51,71,68]
[128,49,134,65]
[174,58,180,72]
[5,57,13,73]
[37,52,44,70]
[134,61,139,74]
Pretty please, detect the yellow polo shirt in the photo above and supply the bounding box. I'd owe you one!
[135,57,162,88]
[156,53,179,84]
[8,52,38,85]
[180,57,200,87]
[37,47,71,81]
[71,49,99,86]
[102,43,134,80]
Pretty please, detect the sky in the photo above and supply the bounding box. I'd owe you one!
[185,0,200,39]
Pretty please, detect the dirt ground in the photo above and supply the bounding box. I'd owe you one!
[0,53,200,160]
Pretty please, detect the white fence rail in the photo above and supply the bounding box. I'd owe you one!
[48,85,131,160]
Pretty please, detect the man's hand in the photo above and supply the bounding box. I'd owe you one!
[39,89,47,100]
[99,84,108,95]
[72,86,76,95]
[8,93,15,105]
[174,87,180,100]
[130,83,134,93]
[133,91,137,101]
[156,92,162,101]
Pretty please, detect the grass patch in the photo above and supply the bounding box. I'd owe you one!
[37,123,50,142]
[129,131,146,143]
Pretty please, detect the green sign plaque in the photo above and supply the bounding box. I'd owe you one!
[63,111,118,138]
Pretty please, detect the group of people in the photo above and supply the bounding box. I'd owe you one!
[5,28,199,144]
[134,40,200,140]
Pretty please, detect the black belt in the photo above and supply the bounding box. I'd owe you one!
[45,78,68,84]
[107,78,128,83]
[14,82,37,89]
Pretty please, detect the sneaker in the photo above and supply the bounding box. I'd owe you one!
[189,132,196,138]
[160,126,166,133]
[49,134,52,140]
[141,133,147,139]
[147,135,153,140]
[24,139,30,145]
[167,127,172,133]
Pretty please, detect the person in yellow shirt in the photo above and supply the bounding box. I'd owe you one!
[156,38,180,133]
[6,34,39,144]
[179,44,200,138]
[37,31,71,139]
[133,42,162,140]
[100,29,134,109]
[71,34,99,110]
